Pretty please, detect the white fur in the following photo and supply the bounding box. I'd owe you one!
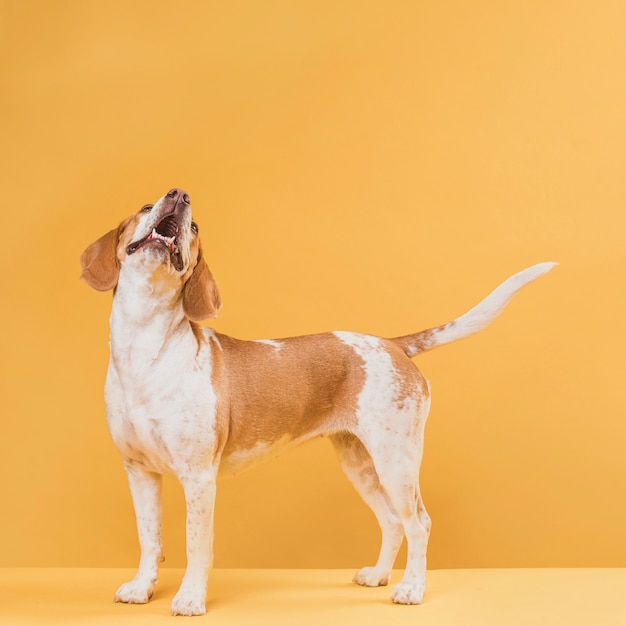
[253,339,284,351]
[404,262,557,356]
[335,331,430,602]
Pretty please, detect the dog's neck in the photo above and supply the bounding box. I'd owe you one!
[109,262,194,368]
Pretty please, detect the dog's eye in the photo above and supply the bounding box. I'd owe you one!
[191,221,199,235]
[140,204,153,213]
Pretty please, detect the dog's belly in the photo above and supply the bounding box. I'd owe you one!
[218,434,299,476]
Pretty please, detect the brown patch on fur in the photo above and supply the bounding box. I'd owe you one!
[115,214,143,263]
[189,321,207,349]
[80,214,139,291]
[182,243,221,322]
[211,333,366,463]
[390,323,450,358]
[382,340,429,412]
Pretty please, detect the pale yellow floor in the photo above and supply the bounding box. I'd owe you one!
[1,568,625,625]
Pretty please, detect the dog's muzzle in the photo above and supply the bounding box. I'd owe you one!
[126,188,190,272]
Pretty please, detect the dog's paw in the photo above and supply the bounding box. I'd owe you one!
[114,578,155,604]
[353,566,391,587]
[391,581,424,605]
[171,588,206,616]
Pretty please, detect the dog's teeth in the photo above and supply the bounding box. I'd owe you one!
[147,227,176,250]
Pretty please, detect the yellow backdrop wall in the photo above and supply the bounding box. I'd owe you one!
[1,0,625,569]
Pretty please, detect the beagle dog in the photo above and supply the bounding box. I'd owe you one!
[80,188,555,615]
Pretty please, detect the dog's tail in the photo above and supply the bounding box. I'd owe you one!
[390,262,557,358]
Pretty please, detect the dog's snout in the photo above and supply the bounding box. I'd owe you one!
[166,188,191,205]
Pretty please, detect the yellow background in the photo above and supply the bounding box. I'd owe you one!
[1,0,625,571]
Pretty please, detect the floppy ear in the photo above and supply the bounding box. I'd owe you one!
[80,223,124,291]
[182,246,222,322]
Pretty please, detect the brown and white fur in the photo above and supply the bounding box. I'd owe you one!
[80,188,555,615]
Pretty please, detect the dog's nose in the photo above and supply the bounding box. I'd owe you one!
[167,188,190,205]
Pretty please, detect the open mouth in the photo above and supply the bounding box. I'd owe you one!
[126,213,184,271]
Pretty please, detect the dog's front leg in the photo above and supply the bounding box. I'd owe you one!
[171,468,217,616]
[114,463,164,604]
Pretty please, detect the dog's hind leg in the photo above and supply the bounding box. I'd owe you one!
[330,433,405,587]
[359,430,430,605]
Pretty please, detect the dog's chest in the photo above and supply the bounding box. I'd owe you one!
[105,346,217,473]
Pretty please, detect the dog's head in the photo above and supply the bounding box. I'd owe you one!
[80,188,221,321]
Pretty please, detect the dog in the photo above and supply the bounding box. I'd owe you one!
[80,188,555,615]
